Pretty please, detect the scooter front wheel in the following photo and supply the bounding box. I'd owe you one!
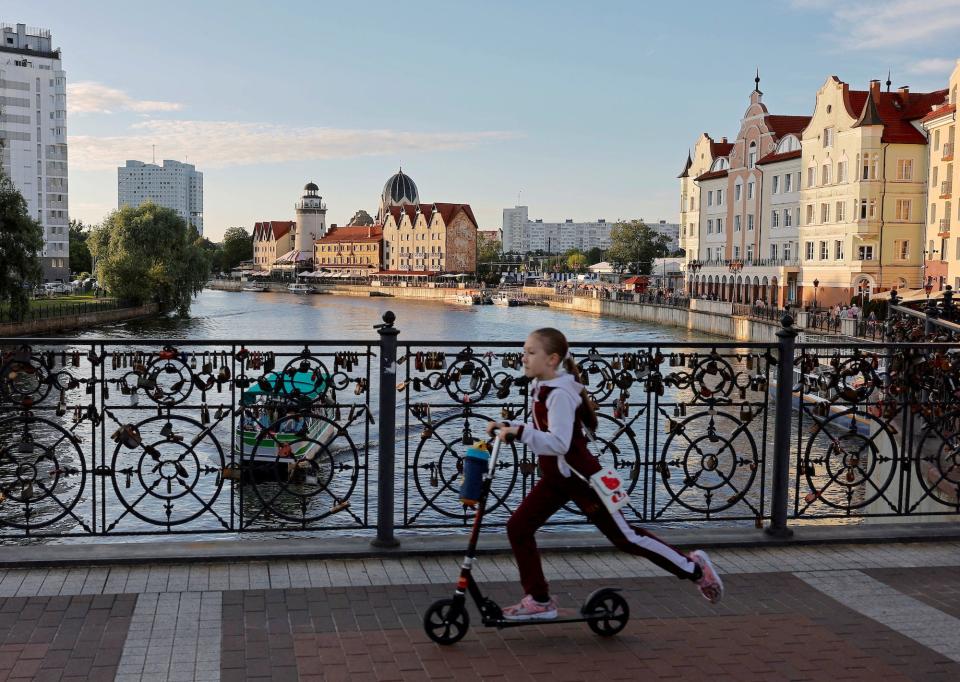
[423,598,470,645]
[583,588,629,637]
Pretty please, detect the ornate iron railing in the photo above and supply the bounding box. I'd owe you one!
[2,311,959,543]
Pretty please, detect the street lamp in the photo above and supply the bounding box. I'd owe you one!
[812,278,820,310]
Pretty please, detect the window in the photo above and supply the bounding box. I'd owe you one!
[933,166,939,186]
[836,201,845,222]
[895,199,911,221]
[785,173,792,192]
[858,245,874,260]
[748,142,757,168]
[772,175,779,194]
[707,191,713,206]
[895,239,910,260]
[807,166,816,187]
[806,205,814,225]
[837,160,847,183]
[771,210,779,228]
[784,242,792,260]
[746,244,754,261]
[734,245,741,259]
[717,218,724,233]
[717,189,724,205]
[834,240,844,260]
[819,241,828,259]
[860,199,868,220]
[747,214,754,230]
[823,127,834,147]
[869,199,877,219]
[784,209,792,227]
[689,222,695,236]
[735,183,742,201]
[956,237,960,259]
[707,219,714,234]
[747,182,754,199]
[734,215,741,232]
[897,159,913,180]
[689,196,695,210]
[822,163,831,185]
[796,207,801,226]
[821,203,830,223]
[930,203,937,224]
[862,153,878,180]
[935,129,941,151]
[770,243,779,260]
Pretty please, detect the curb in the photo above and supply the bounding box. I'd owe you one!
[1,522,958,569]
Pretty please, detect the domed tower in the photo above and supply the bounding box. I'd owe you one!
[377,168,420,222]
[294,182,327,252]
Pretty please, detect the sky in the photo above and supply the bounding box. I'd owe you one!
[13,0,960,241]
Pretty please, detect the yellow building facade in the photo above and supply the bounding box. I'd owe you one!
[382,203,478,274]
[252,221,295,270]
[313,225,383,276]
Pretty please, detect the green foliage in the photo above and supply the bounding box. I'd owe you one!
[477,233,501,263]
[88,202,209,316]
[69,219,92,275]
[0,169,43,320]
[606,219,671,275]
[220,226,253,272]
[566,252,587,271]
[585,247,605,266]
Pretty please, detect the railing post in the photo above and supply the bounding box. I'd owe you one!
[925,295,940,336]
[766,312,797,538]
[372,310,400,548]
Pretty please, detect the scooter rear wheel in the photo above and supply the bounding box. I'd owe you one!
[583,589,629,637]
[423,598,470,645]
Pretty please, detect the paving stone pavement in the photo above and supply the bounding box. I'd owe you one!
[0,541,956,681]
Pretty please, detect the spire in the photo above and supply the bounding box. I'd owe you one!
[886,70,892,92]
[678,150,693,178]
[853,88,884,128]
[754,68,761,94]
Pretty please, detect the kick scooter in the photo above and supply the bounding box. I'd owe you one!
[422,428,630,645]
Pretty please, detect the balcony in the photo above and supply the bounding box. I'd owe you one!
[942,180,953,199]
[854,219,879,236]
[940,218,951,238]
[943,143,954,161]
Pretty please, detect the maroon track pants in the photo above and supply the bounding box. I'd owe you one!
[507,472,699,598]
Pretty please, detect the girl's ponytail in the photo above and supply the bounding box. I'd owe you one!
[564,355,598,433]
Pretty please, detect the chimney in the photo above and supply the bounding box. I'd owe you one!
[869,80,881,99]
[897,85,910,106]
[367,225,371,238]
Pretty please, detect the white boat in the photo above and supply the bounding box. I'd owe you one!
[287,283,315,295]
[242,283,268,292]
[492,292,520,307]
[454,293,480,305]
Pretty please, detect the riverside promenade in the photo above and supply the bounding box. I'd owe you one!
[0,539,958,681]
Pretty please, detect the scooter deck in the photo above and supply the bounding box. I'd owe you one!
[486,609,602,629]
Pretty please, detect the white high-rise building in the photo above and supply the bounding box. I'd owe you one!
[0,23,69,282]
[118,160,203,234]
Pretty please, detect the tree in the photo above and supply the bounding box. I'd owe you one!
[69,219,92,275]
[585,247,605,266]
[567,252,587,271]
[220,226,252,272]
[199,238,223,274]
[88,202,210,315]
[477,233,501,264]
[606,219,671,275]
[0,168,43,320]
[348,209,374,226]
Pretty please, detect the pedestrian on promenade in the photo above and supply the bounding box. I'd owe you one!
[486,327,723,621]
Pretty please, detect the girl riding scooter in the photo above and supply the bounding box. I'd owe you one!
[488,327,723,620]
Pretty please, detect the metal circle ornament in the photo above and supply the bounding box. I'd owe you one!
[915,411,960,507]
[277,353,334,401]
[247,409,360,525]
[657,410,759,513]
[141,352,194,406]
[441,355,494,404]
[110,414,225,526]
[0,347,54,406]
[690,353,735,401]
[0,414,87,530]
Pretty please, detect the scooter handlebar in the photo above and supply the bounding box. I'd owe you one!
[490,424,515,444]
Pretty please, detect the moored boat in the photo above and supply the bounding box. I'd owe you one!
[242,283,268,292]
[287,283,316,295]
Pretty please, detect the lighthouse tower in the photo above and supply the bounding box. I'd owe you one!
[294,182,327,253]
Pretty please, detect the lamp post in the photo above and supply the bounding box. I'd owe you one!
[812,278,820,310]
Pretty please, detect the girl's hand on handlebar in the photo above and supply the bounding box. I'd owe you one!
[487,422,520,439]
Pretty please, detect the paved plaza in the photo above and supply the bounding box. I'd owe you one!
[0,541,958,681]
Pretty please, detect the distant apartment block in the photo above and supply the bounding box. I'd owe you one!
[0,22,69,282]
[118,159,204,234]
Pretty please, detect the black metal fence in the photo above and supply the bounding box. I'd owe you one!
[1,311,959,542]
[0,299,125,325]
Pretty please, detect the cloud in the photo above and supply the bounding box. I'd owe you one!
[793,0,960,50]
[67,81,184,114]
[906,57,958,75]
[68,119,518,171]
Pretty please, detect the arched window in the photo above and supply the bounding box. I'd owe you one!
[748,142,757,168]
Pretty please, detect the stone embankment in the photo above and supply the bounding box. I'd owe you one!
[0,303,161,337]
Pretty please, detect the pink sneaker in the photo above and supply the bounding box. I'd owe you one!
[502,595,558,621]
[690,550,724,604]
